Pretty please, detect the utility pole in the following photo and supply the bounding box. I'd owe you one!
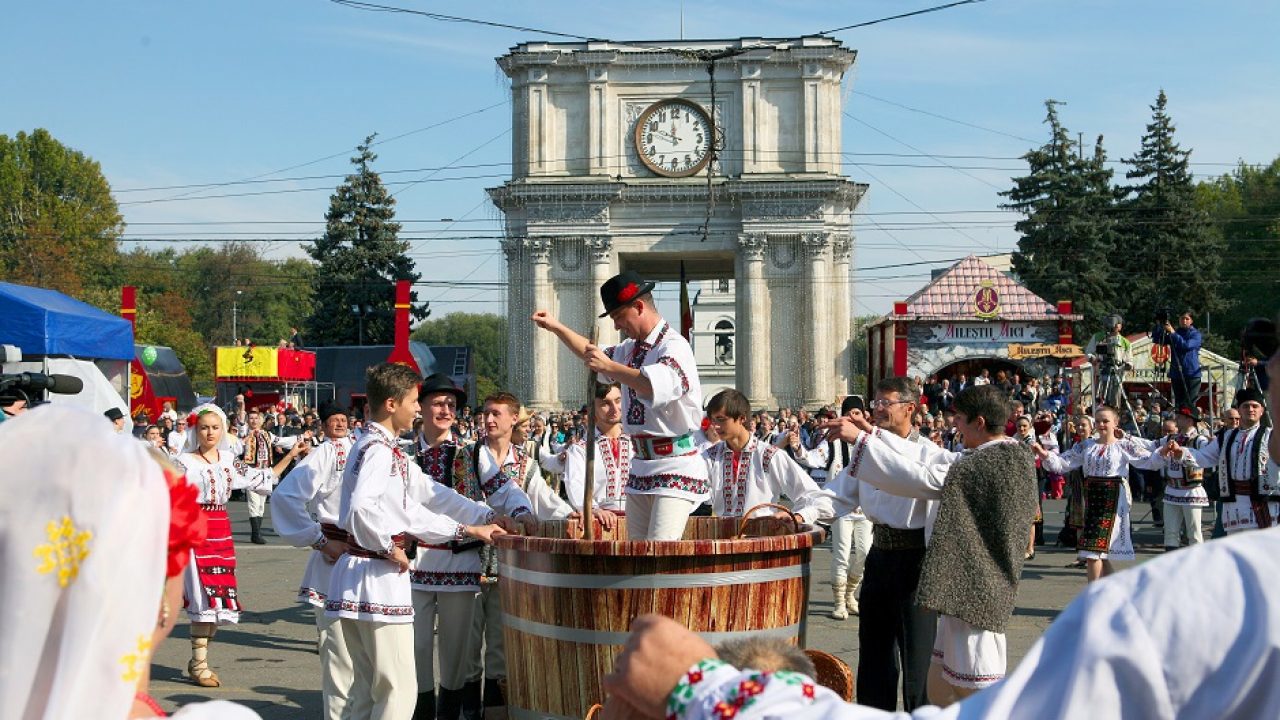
[232,290,242,342]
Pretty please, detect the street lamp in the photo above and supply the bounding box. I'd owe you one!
[351,304,373,345]
[233,290,243,343]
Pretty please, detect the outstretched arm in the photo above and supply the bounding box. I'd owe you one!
[532,311,591,360]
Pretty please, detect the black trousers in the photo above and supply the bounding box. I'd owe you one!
[855,545,936,712]
[1170,374,1201,410]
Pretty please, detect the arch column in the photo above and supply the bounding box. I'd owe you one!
[802,232,831,406]
[586,236,613,343]
[527,238,555,409]
[736,233,771,407]
[832,234,853,394]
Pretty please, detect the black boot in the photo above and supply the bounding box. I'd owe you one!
[462,679,484,720]
[413,690,436,720]
[437,686,463,720]
[482,678,505,709]
[249,516,266,544]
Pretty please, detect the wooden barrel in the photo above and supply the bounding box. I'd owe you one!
[494,515,823,720]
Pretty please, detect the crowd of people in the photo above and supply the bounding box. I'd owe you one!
[2,269,1276,720]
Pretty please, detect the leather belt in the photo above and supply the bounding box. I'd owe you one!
[1085,476,1123,483]
[871,524,925,550]
[631,433,698,460]
[418,541,452,550]
[1231,480,1253,495]
[346,533,408,559]
[201,503,226,512]
[320,523,348,542]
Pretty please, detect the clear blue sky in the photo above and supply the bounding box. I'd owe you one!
[4,1,1277,318]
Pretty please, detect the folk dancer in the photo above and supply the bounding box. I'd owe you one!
[325,364,513,720]
[270,402,355,720]
[1165,388,1277,535]
[701,388,833,529]
[824,386,1039,706]
[451,392,615,718]
[820,377,945,712]
[534,270,709,540]
[405,373,485,720]
[175,403,310,687]
[1131,407,1210,551]
[562,383,632,514]
[240,407,305,544]
[793,395,873,619]
[1035,405,1155,582]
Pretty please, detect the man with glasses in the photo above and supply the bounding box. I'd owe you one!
[820,376,949,712]
[534,270,709,541]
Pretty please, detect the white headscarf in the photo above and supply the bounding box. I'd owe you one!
[182,403,233,455]
[0,405,168,719]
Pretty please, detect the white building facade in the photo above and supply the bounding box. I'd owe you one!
[488,37,866,410]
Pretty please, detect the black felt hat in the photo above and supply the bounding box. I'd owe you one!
[1235,387,1265,407]
[840,395,866,415]
[419,372,467,407]
[599,270,657,317]
[318,401,345,423]
[103,407,125,422]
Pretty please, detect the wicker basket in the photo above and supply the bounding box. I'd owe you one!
[803,649,854,701]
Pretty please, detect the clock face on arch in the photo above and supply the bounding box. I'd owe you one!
[633,99,713,178]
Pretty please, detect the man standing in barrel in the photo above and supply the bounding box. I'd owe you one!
[534,270,709,541]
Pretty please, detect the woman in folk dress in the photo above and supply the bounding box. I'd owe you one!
[1035,406,1154,583]
[175,403,308,687]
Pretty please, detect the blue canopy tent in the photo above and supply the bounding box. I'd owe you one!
[0,281,134,360]
[0,282,135,419]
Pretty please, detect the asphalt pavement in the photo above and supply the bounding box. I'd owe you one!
[148,497,1188,717]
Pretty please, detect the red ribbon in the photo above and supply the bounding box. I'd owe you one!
[164,467,209,578]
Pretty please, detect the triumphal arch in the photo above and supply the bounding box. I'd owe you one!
[488,37,866,410]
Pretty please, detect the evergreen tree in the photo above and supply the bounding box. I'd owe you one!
[305,135,423,346]
[1115,90,1224,332]
[1002,101,1119,340]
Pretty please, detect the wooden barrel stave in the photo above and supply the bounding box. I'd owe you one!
[497,517,822,719]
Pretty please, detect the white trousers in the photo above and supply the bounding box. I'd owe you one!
[338,619,416,720]
[317,610,354,720]
[246,489,266,518]
[413,590,478,691]
[830,513,873,585]
[1163,502,1205,548]
[626,494,697,541]
[468,584,505,681]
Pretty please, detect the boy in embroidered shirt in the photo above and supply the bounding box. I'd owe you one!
[326,363,513,720]
[702,389,833,529]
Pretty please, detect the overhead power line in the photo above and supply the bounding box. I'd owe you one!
[816,0,990,34]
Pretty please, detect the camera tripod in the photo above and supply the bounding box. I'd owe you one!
[1094,366,1144,435]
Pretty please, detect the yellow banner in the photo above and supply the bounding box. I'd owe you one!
[216,347,279,378]
[1008,343,1083,360]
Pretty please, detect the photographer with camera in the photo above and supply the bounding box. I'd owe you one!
[1152,310,1203,410]
[1085,315,1133,410]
